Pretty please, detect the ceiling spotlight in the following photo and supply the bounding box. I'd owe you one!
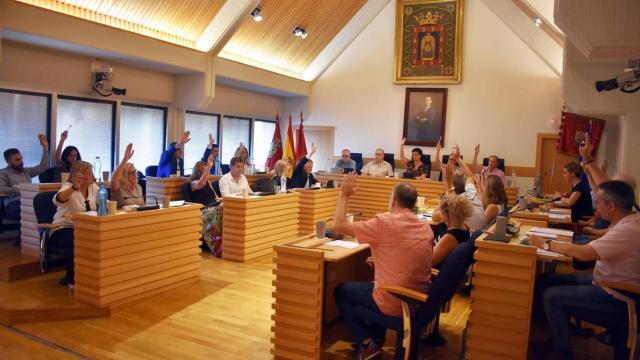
[534,17,542,28]
[250,7,262,22]
[293,26,307,39]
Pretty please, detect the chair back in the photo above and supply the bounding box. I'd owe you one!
[384,153,396,172]
[438,154,463,181]
[33,191,58,224]
[180,182,192,202]
[421,154,432,176]
[137,171,146,197]
[350,153,364,173]
[38,167,57,183]
[145,166,158,177]
[414,241,475,330]
[257,178,275,193]
[482,157,506,172]
[212,181,221,197]
[221,164,230,174]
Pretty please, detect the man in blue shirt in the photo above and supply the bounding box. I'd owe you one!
[157,131,190,178]
[333,149,356,173]
[201,134,222,176]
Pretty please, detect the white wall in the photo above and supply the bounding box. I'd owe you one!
[304,0,562,168]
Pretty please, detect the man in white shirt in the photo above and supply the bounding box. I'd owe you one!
[362,148,393,177]
[219,156,253,197]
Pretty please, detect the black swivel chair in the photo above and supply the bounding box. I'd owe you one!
[33,191,59,272]
[353,240,476,360]
[482,157,506,172]
[384,153,396,172]
[221,164,230,175]
[421,154,432,178]
[256,177,275,193]
[145,166,158,177]
[350,153,364,174]
[38,167,57,183]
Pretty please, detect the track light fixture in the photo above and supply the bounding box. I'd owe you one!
[293,26,307,39]
[250,7,262,22]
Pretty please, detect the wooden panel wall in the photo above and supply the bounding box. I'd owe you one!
[466,240,537,359]
[19,183,62,256]
[145,176,190,202]
[272,244,324,360]
[297,188,339,236]
[73,205,202,308]
[222,193,300,262]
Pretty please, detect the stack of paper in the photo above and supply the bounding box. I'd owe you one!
[548,213,570,221]
[528,227,574,238]
[325,240,360,249]
[536,248,565,258]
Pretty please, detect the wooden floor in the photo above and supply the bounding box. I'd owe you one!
[0,237,631,359]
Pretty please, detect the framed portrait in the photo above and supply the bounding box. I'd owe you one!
[403,88,447,147]
[394,0,464,84]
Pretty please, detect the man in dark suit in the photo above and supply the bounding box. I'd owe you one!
[408,96,441,144]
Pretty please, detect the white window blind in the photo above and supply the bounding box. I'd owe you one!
[184,112,219,173]
[56,97,114,177]
[252,120,276,172]
[119,104,166,174]
[0,90,50,169]
[222,116,251,164]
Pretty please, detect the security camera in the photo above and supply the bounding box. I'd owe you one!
[595,60,640,94]
[92,66,127,97]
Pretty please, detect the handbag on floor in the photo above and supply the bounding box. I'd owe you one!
[201,202,223,258]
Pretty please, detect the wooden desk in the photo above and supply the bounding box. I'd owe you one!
[72,204,202,308]
[145,176,190,202]
[466,225,571,359]
[297,188,339,236]
[18,183,62,256]
[510,207,572,226]
[272,235,372,360]
[222,192,301,262]
[316,173,520,219]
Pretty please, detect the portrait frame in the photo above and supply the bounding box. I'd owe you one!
[403,87,447,147]
[394,0,464,84]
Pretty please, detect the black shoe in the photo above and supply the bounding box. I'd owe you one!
[356,340,381,360]
[421,331,447,347]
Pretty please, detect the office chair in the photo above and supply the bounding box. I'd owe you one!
[384,153,396,172]
[482,157,506,172]
[221,164,230,175]
[145,165,158,177]
[33,191,59,272]
[421,154,432,178]
[350,153,364,174]
[256,177,275,193]
[353,240,475,360]
[137,171,146,197]
[38,167,57,183]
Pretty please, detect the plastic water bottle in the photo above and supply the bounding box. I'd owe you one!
[93,156,102,181]
[510,169,517,188]
[280,174,287,193]
[97,184,108,216]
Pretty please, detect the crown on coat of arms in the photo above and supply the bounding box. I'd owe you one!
[414,11,444,25]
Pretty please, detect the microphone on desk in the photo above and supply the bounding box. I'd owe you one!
[124,195,160,211]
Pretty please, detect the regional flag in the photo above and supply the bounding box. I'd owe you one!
[283,115,296,177]
[296,111,308,161]
[265,115,283,171]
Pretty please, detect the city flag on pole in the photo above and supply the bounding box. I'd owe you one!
[265,115,283,171]
[296,111,308,161]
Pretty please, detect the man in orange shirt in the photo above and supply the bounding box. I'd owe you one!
[333,173,434,360]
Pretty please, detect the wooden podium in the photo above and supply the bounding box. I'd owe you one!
[222,192,301,262]
[72,204,202,308]
[297,188,339,235]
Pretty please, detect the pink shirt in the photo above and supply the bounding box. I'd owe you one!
[352,209,434,316]
[475,165,506,183]
[590,212,640,288]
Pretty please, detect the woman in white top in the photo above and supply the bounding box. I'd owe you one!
[110,143,144,208]
[51,160,99,286]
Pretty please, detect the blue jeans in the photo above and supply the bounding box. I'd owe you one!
[334,282,386,344]
[538,273,628,354]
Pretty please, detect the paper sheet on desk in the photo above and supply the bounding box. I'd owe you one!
[527,231,557,239]
[537,248,566,258]
[325,240,360,249]
[530,227,574,237]
[548,213,570,221]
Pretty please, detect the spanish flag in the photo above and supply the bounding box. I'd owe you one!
[283,115,296,177]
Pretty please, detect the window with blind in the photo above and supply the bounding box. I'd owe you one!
[252,119,276,172]
[119,103,166,174]
[56,97,115,177]
[221,116,251,164]
[184,111,219,173]
[0,89,51,171]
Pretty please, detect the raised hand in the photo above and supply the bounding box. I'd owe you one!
[61,130,69,142]
[209,133,215,146]
[38,134,49,151]
[401,137,407,146]
[579,133,593,161]
[435,137,442,152]
[340,172,359,197]
[123,143,135,162]
[309,142,317,157]
[180,131,191,144]
[600,159,608,173]
[451,144,461,160]
[474,144,480,155]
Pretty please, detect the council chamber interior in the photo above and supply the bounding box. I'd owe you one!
[1,0,640,359]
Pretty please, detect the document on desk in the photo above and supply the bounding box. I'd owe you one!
[548,213,570,221]
[530,227,574,237]
[325,240,360,249]
[537,248,565,258]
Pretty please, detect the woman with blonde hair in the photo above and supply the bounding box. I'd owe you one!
[190,154,220,205]
[110,143,144,207]
[433,194,473,266]
[234,143,250,164]
[51,160,99,286]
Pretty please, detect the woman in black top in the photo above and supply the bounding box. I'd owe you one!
[433,194,473,266]
[399,138,430,178]
[555,162,594,223]
[190,155,220,206]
